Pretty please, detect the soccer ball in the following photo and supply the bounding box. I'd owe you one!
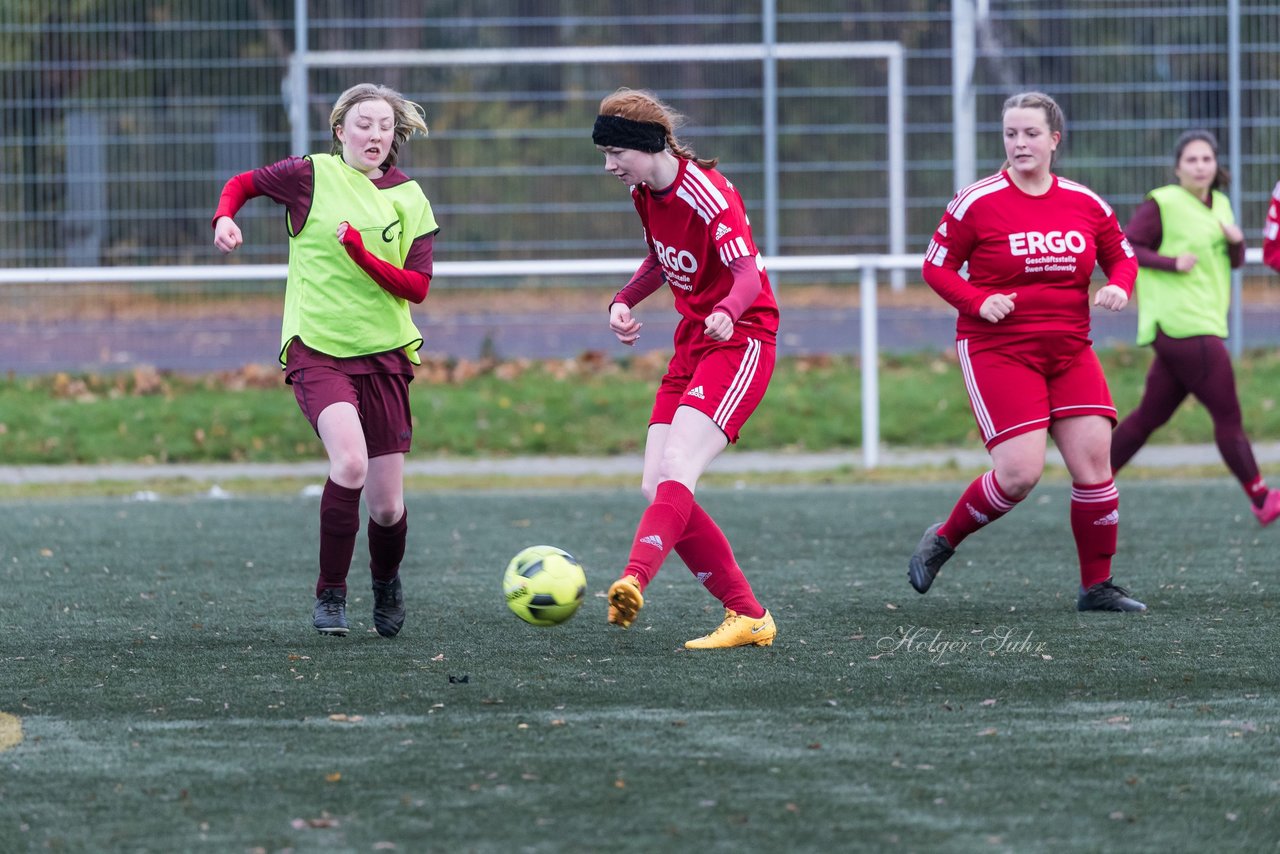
[502,545,587,626]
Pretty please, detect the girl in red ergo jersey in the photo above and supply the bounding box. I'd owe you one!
[910,91,1147,612]
[1265,178,1280,274]
[593,88,780,648]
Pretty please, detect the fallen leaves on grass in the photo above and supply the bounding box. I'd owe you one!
[291,814,340,829]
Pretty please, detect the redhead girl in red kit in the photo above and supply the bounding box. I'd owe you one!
[593,88,780,648]
[910,91,1147,612]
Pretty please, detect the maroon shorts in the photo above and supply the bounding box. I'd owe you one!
[285,340,414,458]
[956,333,1115,450]
[650,332,775,443]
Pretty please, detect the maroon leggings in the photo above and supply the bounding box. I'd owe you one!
[1111,330,1259,485]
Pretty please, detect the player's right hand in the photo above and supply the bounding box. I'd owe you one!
[213,217,242,254]
[1174,253,1198,272]
[978,292,1016,323]
[609,301,642,346]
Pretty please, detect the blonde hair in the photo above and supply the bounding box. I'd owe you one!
[329,83,428,169]
[1000,90,1065,169]
[597,88,717,169]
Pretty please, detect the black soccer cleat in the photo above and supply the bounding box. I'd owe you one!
[1077,579,1147,613]
[371,575,406,638]
[908,522,954,594]
[313,588,350,635]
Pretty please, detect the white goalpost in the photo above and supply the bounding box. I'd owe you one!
[2,36,918,469]
[278,37,911,468]
[286,40,907,278]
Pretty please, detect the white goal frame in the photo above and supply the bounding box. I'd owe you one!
[286,40,907,276]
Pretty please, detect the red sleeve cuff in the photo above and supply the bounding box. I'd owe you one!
[340,224,430,303]
[212,172,257,227]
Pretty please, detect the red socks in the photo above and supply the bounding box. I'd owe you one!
[932,471,1120,590]
[317,479,362,596]
[1071,479,1119,589]
[624,480,694,589]
[938,471,1020,547]
[624,481,764,619]
[368,510,407,583]
[674,503,765,619]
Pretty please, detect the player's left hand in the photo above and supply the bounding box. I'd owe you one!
[1094,283,1129,312]
[1221,222,1245,245]
[336,221,363,249]
[704,311,734,341]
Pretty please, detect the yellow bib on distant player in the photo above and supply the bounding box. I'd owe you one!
[1135,184,1234,345]
[279,153,436,366]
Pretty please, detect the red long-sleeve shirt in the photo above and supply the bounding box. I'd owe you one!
[923,171,1137,338]
[1264,180,1280,274]
[620,157,779,351]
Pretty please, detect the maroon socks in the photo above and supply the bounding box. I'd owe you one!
[316,478,362,597]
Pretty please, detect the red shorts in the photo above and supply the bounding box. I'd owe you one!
[285,340,415,458]
[650,332,775,443]
[956,333,1115,450]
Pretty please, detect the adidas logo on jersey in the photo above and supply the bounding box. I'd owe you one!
[687,385,706,400]
[1093,509,1120,526]
[715,222,733,240]
[695,572,713,585]
[937,221,948,237]
[640,534,664,549]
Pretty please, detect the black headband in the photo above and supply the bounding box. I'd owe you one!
[592,114,667,153]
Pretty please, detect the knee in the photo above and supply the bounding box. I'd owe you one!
[367,500,404,528]
[328,451,368,488]
[1132,409,1172,433]
[1211,409,1245,432]
[995,461,1042,500]
[1074,447,1114,484]
[656,444,696,485]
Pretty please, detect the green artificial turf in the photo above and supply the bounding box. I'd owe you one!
[1,480,1277,851]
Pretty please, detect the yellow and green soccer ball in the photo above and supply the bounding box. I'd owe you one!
[502,545,587,626]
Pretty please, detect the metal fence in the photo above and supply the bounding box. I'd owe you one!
[5,2,1280,266]
[2,1,1279,368]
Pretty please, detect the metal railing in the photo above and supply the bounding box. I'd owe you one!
[10,250,1268,467]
